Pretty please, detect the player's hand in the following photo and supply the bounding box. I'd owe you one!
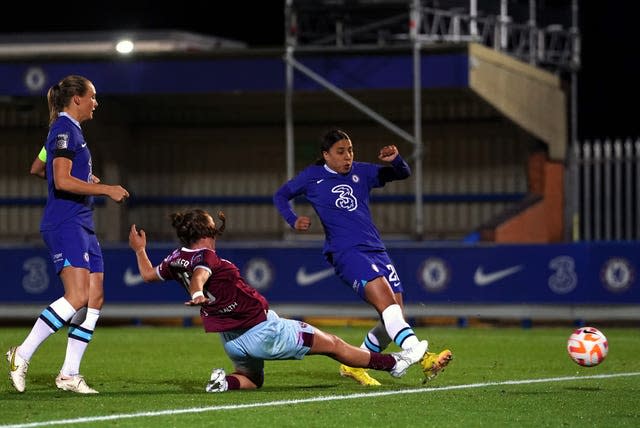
[294,216,311,231]
[185,295,209,306]
[129,224,146,252]
[109,185,129,203]
[378,145,399,162]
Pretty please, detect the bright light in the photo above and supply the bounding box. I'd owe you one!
[115,39,135,54]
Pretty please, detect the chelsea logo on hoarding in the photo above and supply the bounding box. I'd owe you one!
[418,257,450,292]
[243,258,274,291]
[600,257,634,293]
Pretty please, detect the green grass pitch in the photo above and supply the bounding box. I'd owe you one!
[1,325,639,427]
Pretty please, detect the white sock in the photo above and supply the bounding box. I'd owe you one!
[19,297,76,361]
[381,304,419,350]
[61,308,100,377]
[83,308,100,331]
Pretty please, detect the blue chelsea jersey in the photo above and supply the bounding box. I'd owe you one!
[274,157,410,255]
[40,115,95,231]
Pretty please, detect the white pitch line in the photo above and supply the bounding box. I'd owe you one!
[2,372,639,428]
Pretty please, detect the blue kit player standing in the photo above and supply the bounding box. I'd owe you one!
[128,209,428,392]
[6,75,129,394]
[273,128,452,386]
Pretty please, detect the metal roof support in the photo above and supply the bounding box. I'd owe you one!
[283,0,425,239]
[410,0,425,238]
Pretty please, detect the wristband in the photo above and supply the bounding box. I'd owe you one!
[191,291,205,300]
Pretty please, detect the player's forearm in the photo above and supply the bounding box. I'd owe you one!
[390,155,411,179]
[273,186,298,227]
[135,250,157,282]
[54,174,99,193]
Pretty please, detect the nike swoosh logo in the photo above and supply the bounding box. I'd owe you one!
[316,179,324,184]
[123,268,144,286]
[296,267,334,286]
[9,349,17,371]
[81,143,87,148]
[474,265,523,286]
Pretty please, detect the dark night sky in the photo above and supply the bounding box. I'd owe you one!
[577,2,638,140]
[2,1,637,141]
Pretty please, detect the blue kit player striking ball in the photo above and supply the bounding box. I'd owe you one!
[273,128,452,386]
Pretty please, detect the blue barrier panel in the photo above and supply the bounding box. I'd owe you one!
[0,53,468,96]
[2,242,638,305]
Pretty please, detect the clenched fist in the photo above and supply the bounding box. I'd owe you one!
[378,145,399,162]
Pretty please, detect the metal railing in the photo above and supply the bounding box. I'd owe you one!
[290,1,579,73]
[567,139,640,241]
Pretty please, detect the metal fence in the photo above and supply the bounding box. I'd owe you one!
[567,138,640,241]
[3,136,639,243]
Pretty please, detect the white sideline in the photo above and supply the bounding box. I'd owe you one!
[2,372,639,428]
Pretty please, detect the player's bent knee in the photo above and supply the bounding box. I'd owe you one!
[248,372,264,388]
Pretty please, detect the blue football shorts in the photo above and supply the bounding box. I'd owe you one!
[41,223,103,274]
[331,250,403,299]
[220,310,315,374]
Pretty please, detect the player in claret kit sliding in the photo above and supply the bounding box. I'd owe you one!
[128,208,429,392]
[273,128,452,386]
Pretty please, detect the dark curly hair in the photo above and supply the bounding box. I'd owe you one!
[169,209,226,247]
